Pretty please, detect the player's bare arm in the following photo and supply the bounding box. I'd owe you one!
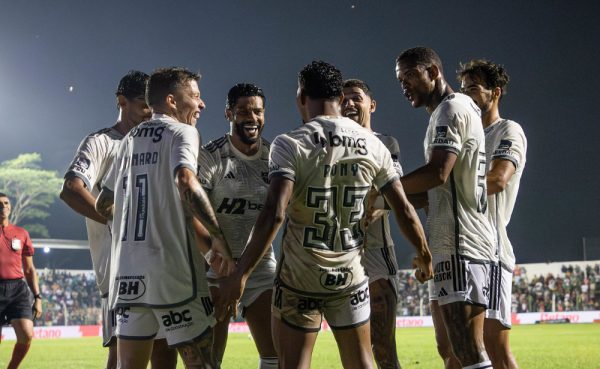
[215,176,293,321]
[175,166,235,275]
[95,187,115,220]
[400,148,457,194]
[381,179,433,283]
[406,192,429,209]
[487,159,516,195]
[60,175,108,224]
[23,256,42,319]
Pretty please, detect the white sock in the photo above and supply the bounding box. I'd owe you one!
[258,356,278,369]
[463,360,493,369]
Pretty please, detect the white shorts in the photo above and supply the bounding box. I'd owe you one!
[101,294,116,347]
[428,253,491,307]
[115,295,216,347]
[486,264,513,328]
[362,246,400,300]
[272,279,371,331]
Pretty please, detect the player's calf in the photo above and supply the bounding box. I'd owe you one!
[177,332,216,369]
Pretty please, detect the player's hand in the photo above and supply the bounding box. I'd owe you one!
[412,251,433,283]
[214,273,246,322]
[32,298,42,320]
[210,236,236,277]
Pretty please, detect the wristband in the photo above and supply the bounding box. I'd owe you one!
[34,294,42,300]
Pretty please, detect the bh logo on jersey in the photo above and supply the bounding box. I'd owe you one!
[161,309,194,331]
[349,286,370,309]
[117,277,146,301]
[320,270,353,291]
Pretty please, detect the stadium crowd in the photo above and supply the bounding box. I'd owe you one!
[35,270,101,326]
[30,263,599,326]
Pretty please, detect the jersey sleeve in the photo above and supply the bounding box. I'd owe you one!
[387,136,404,176]
[428,101,464,155]
[21,229,34,257]
[373,143,400,191]
[269,134,297,182]
[64,134,106,191]
[492,122,527,169]
[197,147,217,191]
[171,126,200,177]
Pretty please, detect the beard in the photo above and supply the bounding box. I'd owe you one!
[234,121,262,145]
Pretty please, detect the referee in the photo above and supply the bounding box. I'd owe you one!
[0,192,42,369]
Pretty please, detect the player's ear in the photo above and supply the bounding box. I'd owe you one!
[117,95,127,109]
[492,86,502,100]
[427,65,440,81]
[337,93,344,107]
[370,98,377,113]
[225,108,233,121]
[166,94,176,109]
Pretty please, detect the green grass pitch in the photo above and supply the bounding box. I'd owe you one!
[1,324,599,368]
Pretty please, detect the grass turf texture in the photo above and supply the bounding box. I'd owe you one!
[1,324,598,368]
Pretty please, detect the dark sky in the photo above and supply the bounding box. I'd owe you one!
[1,1,599,267]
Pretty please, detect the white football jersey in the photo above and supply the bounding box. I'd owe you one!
[364,132,404,249]
[64,127,123,295]
[269,116,399,295]
[424,93,496,261]
[197,134,276,276]
[485,119,527,271]
[103,114,208,308]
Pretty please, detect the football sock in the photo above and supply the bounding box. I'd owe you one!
[463,360,493,369]
[259,356,279,369]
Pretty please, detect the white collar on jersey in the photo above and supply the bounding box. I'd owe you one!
[151,113,178,122]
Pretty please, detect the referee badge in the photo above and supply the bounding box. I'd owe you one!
[11,238,22,251]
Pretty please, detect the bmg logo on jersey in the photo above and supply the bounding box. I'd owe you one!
[161,309,194,331]
[349,286,370,308]
[116,276,146,301]
[131,125,164,143]
[216,197,263,214]
[320,270,354,291]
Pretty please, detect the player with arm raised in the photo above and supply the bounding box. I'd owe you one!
[396,47,497,369]
[341,78,405,369]
[60,70,177,369]
[95,67,234,369]
[217,61,432,369]
[459,59,527,369]
[197,83,277,369]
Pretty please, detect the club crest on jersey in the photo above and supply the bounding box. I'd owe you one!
[73,156,91,171]
[435,126,448,138]
[261,171,269,184]
[116,276,146,301]
[319,269,353,291]
[498,140,513,150]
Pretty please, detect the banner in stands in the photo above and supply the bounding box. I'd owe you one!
[2,311,598,340]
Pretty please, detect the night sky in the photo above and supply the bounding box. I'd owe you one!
[1,1,598,267]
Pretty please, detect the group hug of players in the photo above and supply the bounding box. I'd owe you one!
[57,46,526,369]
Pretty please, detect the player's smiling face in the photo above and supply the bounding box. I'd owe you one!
[173,80,205,126]
[227,95,265,145]
[0,196,11,221]
[342,86,375,128]
[396,61,434,109]
[460,73,494,114]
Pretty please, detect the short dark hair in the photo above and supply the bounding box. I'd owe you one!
[0,192,7,199]
[298,60,343,99]
[115,70,149,99]
[457,59,510,97]
[226,83,266,110]
[396,47,444,75]
[343,79,373,99]
[146,67,200,108]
